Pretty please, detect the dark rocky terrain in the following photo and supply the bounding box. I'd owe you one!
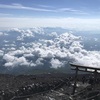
[0,73,100,100]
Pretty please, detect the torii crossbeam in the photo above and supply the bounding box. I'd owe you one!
[70,63,100,95]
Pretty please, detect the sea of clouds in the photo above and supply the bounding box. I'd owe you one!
[0,27,100,73]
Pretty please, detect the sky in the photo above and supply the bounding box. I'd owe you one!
[0,0,100,30]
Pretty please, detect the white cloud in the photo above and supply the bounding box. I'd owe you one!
[4,47,16,51]
[94,38,98,41]
[0,13,12,16]
[9,28,21,33]
[57,8,83,13]
[3,54,30,68]
[31,27,45,34]
[10,44,16,47]
[2,28,100,70]
[77,51,100,67]
[36,4,54,8]
[5,62,13,67]
[10,47,16,51]
[50,58,63,69]
[0,32,3,36]
[30,62,36,67]
[24,53,34,58]
[0,4,55,12]
[35,58,44,66]
[49,32,58,37]
[17,36,23,41]
[20,29,34,38]
[9,50,24,56]
[3,54,15,62]
[9,56,29,67]
[4,40,9,43]
[14,28,34,41]
[47,52,54,58]
[0,3,87,14]
[0,50,4,56]
[12,3,23,7]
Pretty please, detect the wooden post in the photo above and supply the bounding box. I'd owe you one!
[94,69,97,84]
[72,66,78,95]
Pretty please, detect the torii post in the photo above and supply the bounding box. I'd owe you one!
[72,66,78,95]
[70,63,100,95]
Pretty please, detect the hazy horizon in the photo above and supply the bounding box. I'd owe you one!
[0,0,100,31]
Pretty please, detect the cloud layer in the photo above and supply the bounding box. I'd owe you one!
[1,18,100,31]
[0,27,100,73]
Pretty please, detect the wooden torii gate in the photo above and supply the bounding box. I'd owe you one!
[70,63,100,95]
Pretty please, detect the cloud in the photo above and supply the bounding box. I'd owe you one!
[8,50,24,57]
[6,47,16,51]
[21,29,34,38]
[31,27,45,34]
[94,38,98,41]
[9,28,22,33]
[0,50,4,56]
[0,3,86,14]
[55,8,87,15]
[35,58,44,66]
[30,62,36,67]
[33,48,46,57]
[0,32,3,36]
[24,53,34,58]
[35,4,55,8]
[13,56,29,67]
[49,32,58,37]
[3,54,29,68]
[3,40,9,43]
[2,27,100,71]
[9,28,34,41]
[0,3,89,17]
[0,4,55,12]
[5,62,13,67]
[12,3,23,7]
[1,17,100,31]
[57,8,89,15]
[3,54,15,62]
[50,58,63,69]
[0,13,12,17]
[2,29,81,69]
[74,51,100,67]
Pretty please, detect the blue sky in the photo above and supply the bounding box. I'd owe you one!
[0,0,100,18]
[0,0,100,30]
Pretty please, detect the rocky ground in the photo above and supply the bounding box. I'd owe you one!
[0,73,100,100]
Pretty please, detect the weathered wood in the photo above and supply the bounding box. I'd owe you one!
[70,63,100,95]
[94,69,97,84]
[70,63,100,71]
[72,67,78,95]
[71,68,96,73]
